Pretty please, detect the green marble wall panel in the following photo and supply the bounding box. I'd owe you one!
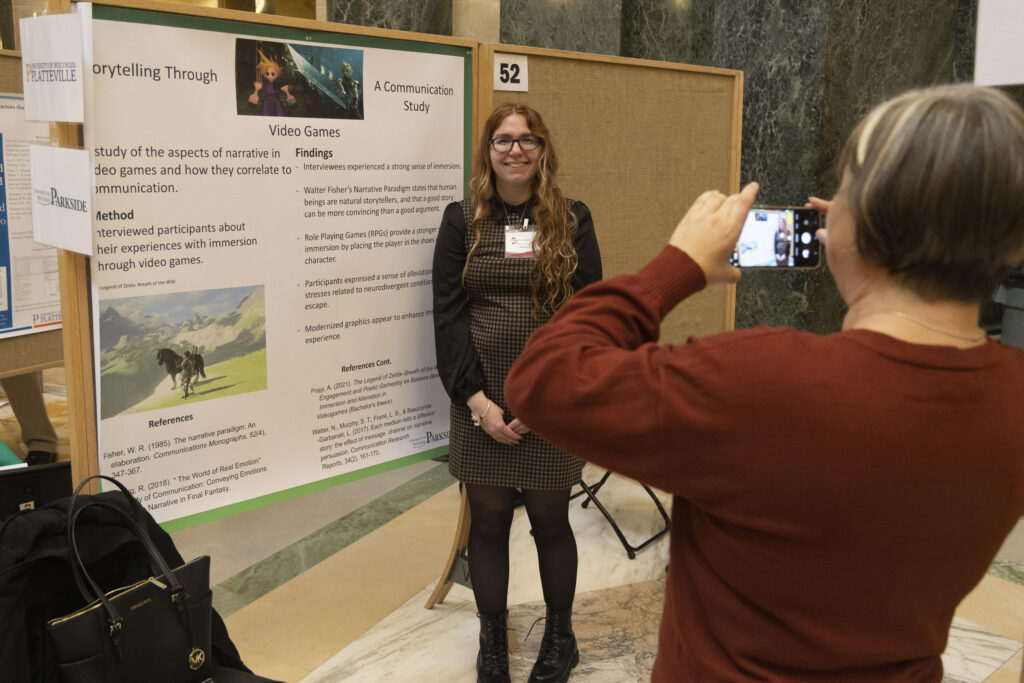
[622,1,834,330]
[327,0,452,34]
[816,0,973,191]
[500,0,623,55]
[618,0,977,332]
[701,4,828,331]
[801,0,976,333]
[621,0,708,64]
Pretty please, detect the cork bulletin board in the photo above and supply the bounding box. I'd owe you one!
[479,45,743,340]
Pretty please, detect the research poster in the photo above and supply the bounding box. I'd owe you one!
[0,94,61,340]
[83,6,470,526]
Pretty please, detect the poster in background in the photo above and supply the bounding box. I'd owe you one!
[84,6,470,527]
[0,94,61,339]
[18,13,86,122]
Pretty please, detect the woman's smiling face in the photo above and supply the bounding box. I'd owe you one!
[489,113,540,195]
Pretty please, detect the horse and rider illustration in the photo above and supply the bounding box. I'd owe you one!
[156,346,207,398]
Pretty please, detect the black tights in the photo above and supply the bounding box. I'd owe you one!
[465,484,577,615]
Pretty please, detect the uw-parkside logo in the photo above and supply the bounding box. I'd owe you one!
[411,430,449,448]
[24,61,77,84]
[35,187,87,212]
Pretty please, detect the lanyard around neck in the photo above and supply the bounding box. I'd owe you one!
[499,196,531,229]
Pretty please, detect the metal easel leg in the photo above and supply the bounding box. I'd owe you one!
[572,471,670,560]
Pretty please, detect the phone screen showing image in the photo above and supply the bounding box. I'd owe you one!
[731,207,820,268]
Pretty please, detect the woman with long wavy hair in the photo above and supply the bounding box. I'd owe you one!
[432,103,601,683]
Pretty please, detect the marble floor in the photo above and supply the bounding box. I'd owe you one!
[293,471,1024,683]
[2,370,1023,682]
[301,471,675,682]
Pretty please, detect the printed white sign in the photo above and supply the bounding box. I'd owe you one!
[29,144,92,254]
[494,53,529,92]
[19,13,85,122]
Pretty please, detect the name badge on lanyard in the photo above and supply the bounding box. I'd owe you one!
[504,219,537,258]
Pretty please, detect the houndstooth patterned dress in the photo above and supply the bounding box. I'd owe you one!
[436,197,601,490]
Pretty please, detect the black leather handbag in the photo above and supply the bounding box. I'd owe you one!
[45,476,213,683]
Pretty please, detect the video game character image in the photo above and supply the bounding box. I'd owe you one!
[248,49,296,116]
[337,61,360,114]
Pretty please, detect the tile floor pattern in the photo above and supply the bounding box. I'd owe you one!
[2,371,1022,682]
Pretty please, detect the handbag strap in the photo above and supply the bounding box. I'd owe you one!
[65,476,190,652]
[69,474,147,522]
[64,475,159,601]
[68,501,185,602]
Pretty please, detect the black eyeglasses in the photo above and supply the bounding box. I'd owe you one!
[489,135,542,152]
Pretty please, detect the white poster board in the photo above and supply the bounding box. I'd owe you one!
[0,95,61,339]
[975,0,1024,86]
[83,5,470,527]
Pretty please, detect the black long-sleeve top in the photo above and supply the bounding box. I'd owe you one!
[431,197,602,403]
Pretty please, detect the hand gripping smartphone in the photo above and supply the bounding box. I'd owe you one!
[731,206,821,268]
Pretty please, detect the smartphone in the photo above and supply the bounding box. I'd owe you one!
[731,206,821,268]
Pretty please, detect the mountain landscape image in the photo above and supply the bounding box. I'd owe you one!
[98,285,267,418]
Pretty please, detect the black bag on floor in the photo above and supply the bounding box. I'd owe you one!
[46,476,214,682]
[0,474,260,682]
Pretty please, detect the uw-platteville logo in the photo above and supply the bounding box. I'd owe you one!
[35,187,87,212]
[411,430,449,448]
[24,61,77,84]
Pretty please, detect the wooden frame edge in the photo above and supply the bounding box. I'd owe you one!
[79,0,478,50]
[485,42,742,79]
[725,70,744,332]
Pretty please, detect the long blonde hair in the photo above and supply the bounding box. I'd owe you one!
[463,103,578,317]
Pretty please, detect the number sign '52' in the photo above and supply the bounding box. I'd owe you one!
[493,53,528,92]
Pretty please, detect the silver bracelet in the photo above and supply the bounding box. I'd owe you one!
[471,400,491,427]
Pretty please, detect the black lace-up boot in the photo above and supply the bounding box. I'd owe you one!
[527,609,578,682]
[477,611,511,683]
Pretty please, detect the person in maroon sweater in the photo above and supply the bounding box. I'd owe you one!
[505,84,1024,681]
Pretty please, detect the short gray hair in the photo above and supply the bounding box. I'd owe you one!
[838,84,1024,302]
